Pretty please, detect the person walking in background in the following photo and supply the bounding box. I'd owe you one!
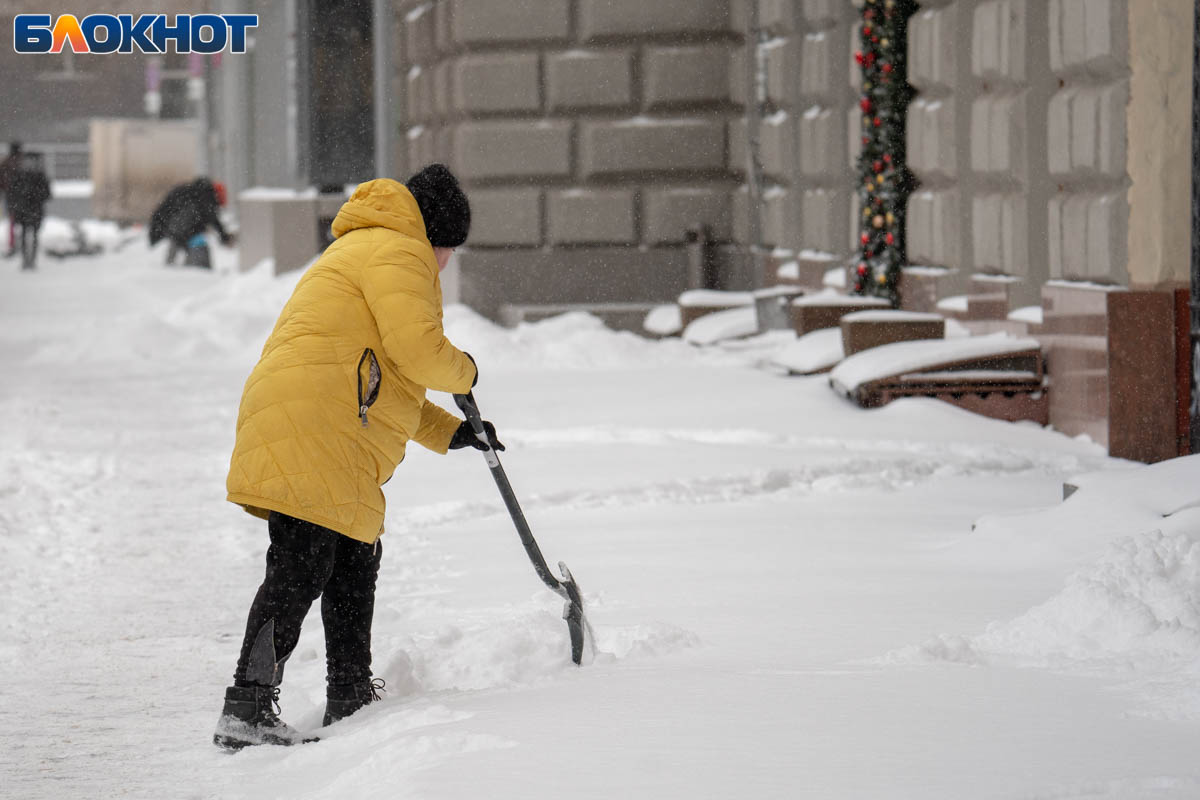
[7,151,51,270]
[0,141,23,258]
[148,177,234,268]
[214,164,505,750]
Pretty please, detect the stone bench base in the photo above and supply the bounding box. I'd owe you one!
[840,311,945,356]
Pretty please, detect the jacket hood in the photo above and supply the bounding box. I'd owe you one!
[331,179,429,243]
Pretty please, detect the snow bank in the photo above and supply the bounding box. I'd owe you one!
[974,528,1200,668]
[39,217,128,254]
[444,306,706,369]
[888,456,1200,677]
[892,527,1200,673]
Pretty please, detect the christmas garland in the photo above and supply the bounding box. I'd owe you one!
[852,0,918,305]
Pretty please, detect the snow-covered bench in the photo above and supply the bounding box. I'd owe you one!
[829,335,1048,423]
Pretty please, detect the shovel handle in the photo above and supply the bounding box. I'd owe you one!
[453,392,564,596]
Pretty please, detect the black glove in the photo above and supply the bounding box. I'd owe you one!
[463,351,478,388]
[449,419,505,452]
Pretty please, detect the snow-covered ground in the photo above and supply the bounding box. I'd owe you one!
[4,236,1200,799]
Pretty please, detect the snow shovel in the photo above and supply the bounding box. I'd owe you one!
[453,391,588,665]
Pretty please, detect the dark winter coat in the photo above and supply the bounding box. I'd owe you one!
[0,154,19,195]
[7,168,51,226]
[149,178,227,246]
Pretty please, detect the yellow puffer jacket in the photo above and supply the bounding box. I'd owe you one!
[226,179,477,543]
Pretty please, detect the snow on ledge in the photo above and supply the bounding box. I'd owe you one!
[829,333,1041,395]
[1009,306,1044,324]
[679,289,754,308]
[841,309,944,323]
[823,267,846,289]
[937,295,968,313]
[793,289,890,308]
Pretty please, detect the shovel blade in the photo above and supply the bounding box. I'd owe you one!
[559,561,586,666]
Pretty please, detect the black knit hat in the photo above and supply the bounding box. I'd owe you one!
[405,163,470,248]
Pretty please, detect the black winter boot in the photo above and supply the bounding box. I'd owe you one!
[323,678,386,726]
[213,685,318,751]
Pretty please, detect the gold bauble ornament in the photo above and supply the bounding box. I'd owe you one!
[886,212,895,225]
[877,273,888,285]
[876,173,885,185]
[863,207,872,217]
[872,215,884,228]
[881,38,890,48]
[864,82,872,90]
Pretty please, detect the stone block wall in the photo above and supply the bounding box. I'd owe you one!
[730,0,857,286]
[396,0,746,321]
[904,0,1131,310]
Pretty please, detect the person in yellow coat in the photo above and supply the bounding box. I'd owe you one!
[214,164,505,750]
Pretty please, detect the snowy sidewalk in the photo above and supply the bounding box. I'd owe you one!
[3,246,1200,799]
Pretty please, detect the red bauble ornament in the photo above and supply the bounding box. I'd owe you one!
[860,232,870,245]
[873,117,882,127]
[883,153,893,164]
[854,282,864,293]
[862,136,870,146]
[865,250,874,258]
[885,232,895,245]
[860,97,872,113]
[872,36,879,43]
[856,263,868,276]
[854,50,864,65]
[882,63,893,74]
[873,160,883,173]
[863,25,872,36]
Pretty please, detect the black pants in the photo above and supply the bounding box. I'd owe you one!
[18,222,38,270]
[234,512,381,687]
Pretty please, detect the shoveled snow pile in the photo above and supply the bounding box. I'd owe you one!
[445,306,709,368]
[39,217,131,255]
[886,456,1200,677]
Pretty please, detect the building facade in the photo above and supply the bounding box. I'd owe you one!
[204,0,1195,462]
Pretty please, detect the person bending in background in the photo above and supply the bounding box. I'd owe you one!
[148,177,234,268]
[214,164,505,751]
[7,151,51,270]
[0,141,23,257]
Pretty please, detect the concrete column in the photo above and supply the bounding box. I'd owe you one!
[1047,0,1131,287]
[373,0,395,180]
[1126,0,1193,288]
